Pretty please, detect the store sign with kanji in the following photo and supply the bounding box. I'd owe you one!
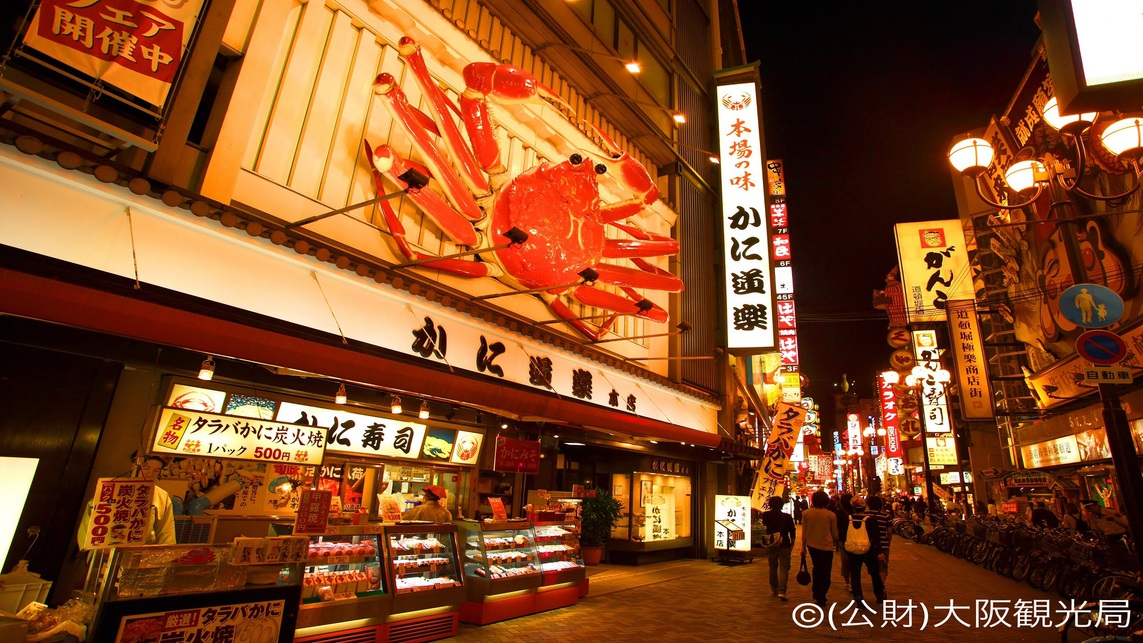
[750,402,808,512]
[276,402,426,461]
[115,599,284,643]
[493,436,541,474]
[716,81,777,351]
[947,300,995,420]
[152,407,328,465]
[912,330,951,434]
[894,220,973,323]
[926,437,958,466]
[713,495,750,552]
[23,0,206,107]
[82,478,155,550]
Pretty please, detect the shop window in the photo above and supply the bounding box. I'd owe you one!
[187,53,235,148]
[594,0,617,51]
[616,16,635,61]
[570,0,592,24]
[638,44,671,106]
[611,471,691,542]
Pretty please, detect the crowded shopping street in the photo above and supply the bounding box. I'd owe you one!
[2,0,1143,642]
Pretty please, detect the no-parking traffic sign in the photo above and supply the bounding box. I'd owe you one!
[1075,329,1127,366]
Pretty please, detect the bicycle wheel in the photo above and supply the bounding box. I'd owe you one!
[1091,573,1134,601]
[1011,550,1032,581]
[1058,598,1143,643]
[1042,559,1061,593]
[1029,558,1046,589]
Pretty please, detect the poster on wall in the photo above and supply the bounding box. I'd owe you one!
[293,489,333,535]
[82,478,155,550]
[115,599,284,643]
[643,494,675,542]
[151,407,328,465]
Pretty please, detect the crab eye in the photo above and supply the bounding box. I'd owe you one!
[569,154,583,165]
[594,164,607,175]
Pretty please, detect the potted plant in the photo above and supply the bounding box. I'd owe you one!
[579,489,623,565]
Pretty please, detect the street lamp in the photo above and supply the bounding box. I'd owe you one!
[948,104,1141,210]
[950,105,1143,570]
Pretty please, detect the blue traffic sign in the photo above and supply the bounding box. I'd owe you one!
[1075,329,1128,366]
[1059,284,1124,329]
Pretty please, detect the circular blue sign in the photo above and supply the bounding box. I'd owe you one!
[1059,284,1124,329]
[1075,330,1127,366]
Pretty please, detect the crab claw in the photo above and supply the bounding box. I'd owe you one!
[583,123,660,221]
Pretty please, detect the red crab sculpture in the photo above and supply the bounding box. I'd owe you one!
[366,37,683,341]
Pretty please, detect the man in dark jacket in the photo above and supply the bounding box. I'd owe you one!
[762,496,797,600]
[1031,501,1060,528]
[838,496,885,608]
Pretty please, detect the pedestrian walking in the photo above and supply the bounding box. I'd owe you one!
[834,493,854,588]
[793,496,806,525]
[762,496,796,601]
[838,496,885,608]
[800,490,839,607]
[865,496,892,586]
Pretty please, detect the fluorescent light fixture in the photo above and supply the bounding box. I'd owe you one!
[1,458,38,566]
[564,442,585,446]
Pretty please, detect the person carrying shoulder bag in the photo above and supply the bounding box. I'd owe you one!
[800,490,839,607]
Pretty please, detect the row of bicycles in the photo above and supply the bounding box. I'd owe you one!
[894,512,1143,642]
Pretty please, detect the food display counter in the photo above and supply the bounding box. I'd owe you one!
[89,541,305,642]
[456,519,562,624]
[532,519,587,607]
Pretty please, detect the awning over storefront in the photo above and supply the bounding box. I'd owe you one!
[0,267,722,448]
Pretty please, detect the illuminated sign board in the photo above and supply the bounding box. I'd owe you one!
[277,402,426,461]
[152,407,328,465]
[894,220,973,323]
[878,374,903,458]
[717,82,776,351]
[713,495,751,552]
[912,330,951,434]
[947,300,995,421]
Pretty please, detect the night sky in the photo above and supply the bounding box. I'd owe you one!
[736,2,1042,415]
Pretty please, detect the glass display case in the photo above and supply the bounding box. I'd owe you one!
[532,520,584,585]
[383,523,466,613]
[301,532,385,603]
[90,543,304,641]
[456,519,541,584]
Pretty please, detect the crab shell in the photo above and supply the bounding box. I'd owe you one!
[489,158,606,291]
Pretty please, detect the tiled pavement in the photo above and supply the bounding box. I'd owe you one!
[446,533,1068,642]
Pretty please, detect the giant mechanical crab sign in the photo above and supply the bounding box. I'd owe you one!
[366,37,683,341]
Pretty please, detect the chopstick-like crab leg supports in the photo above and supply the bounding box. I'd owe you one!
[371,181,493,279]
[461,62,572,173]
[369,143,479,246]
[604,222,679,258]
[373,73,483,223]
[396,38,490,197]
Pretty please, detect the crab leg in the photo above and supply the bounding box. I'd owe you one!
[593,263,683,292]
[371,177,492,279]
[396,38,490,197]
[588,124,660,222]
[567,282,670,325]
[368,143,479,246]
[374,73,483,223]
[461,62,573,172]
[604,222,679,258]
[546,294,619,342]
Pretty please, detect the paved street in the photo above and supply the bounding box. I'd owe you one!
[448,534,1065,642]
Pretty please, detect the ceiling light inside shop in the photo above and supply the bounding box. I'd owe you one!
[335,383,347,405]
[419,399,430,419]
[390,395,402,414]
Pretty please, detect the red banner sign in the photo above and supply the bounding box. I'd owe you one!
[23,0,206,106]
[493,436,540,474]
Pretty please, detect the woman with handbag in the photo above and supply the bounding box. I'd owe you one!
[800,490,839,607]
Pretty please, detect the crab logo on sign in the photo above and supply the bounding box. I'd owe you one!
[367,37,683,341]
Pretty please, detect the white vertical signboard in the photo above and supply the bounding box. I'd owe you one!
[717,82,776,351]
[894,221,973,323]
[714,495,751,552]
